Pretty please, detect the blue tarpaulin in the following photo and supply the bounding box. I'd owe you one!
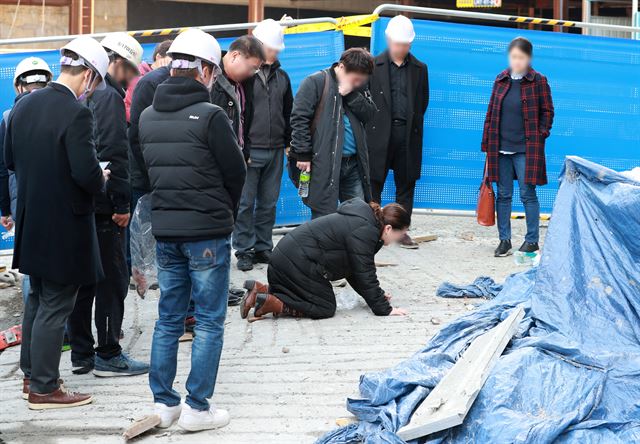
[317,156,640,443]
[435,276,502,299]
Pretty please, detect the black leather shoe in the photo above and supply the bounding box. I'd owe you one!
[228,288,244,306]
[236,254,254,271]
[519,242,539,253]
[494,240,512,257]
[253,250,272,264]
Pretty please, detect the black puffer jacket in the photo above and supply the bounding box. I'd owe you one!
[139,77,246,241]
[128,66,170,192]
[271,198,392,316]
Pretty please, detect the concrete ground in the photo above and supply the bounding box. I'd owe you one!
[0,214,546,444]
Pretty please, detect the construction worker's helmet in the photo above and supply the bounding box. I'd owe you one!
[253,19,285,51]
[101,32,144,74]
[385,15,416,44]
[13,57,52,92]
[60,36,110,91]
[167,29,221,72]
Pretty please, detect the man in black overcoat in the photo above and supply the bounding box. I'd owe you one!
[4,37,108,409]
[366,15,429,248]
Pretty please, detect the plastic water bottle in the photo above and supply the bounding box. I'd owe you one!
[514,251,540,267]
[299,171,311,198]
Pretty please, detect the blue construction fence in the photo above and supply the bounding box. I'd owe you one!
[0,19,638,247]
[371,17,640,212]
[0,30,344,249]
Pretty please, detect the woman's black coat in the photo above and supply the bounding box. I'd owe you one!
[268,199,392,318]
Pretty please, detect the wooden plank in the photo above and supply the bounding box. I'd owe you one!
[413,234,438,243]
[397,307,524,441]
[122,414,161,441]
[375,261,398,267]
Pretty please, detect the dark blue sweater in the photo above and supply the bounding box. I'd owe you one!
[499,78,526,153]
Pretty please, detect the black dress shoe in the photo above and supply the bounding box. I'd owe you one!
[494,240,512,257]
[236,254,254,271]
[519,242,539,253]
[253,250,272,264]
[228,288,244,306]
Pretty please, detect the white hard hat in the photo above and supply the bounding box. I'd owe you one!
[101,32,144,73]
[385,15,416,44]
[13,57,52,91]
[60,36,110,90]
[167,29,221,69]
[253,18,285,51]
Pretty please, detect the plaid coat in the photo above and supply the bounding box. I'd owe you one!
[481,68,554,185]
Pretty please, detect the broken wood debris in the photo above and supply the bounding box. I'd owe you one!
[413,234,438,243]
[397,307,525,441]
[122,414,161,440]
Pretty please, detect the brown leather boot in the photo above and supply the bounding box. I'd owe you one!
[23,378,64,400]
[28,386,92,410]
[253,293,285,318]
[240,280,268,319]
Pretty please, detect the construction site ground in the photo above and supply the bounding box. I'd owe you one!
[0,214,546,444]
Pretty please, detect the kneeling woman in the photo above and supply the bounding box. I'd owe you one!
[241,199,409,320]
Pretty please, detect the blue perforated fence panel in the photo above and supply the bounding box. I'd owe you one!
[371,18,640,212]
[0,31,345,232]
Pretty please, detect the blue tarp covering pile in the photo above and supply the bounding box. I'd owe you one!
[318,156,640,443]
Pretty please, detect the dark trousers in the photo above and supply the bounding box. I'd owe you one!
[68,215,129,362]
[267,263,335,320]
[371,123,416,222]
[232,148,283,256]
[20,277,79,393]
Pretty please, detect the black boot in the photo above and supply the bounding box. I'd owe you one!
[519,242,539,253]
[236,253,254,271]
[494,240,512,257]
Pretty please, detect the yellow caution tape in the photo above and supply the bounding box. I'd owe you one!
[343,26,373,38]
[125,14,379,40]
[285,14,379,36]
[283,22,336,35]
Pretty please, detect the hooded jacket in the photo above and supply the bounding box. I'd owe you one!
[289,66,377,215]
[270,198,392,317]
[88,73,130,215]
[139,76,246,241]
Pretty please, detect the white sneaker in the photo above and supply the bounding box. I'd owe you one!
[154,402,182,428]
[177,402,230,432]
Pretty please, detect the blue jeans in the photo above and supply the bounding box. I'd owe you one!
[497,153,540,243]
[149,237,230,411]
[339,156,364,203]
[311,157,364,220]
